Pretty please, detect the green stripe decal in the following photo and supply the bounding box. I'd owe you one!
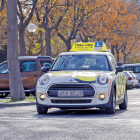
[76,75,97,81]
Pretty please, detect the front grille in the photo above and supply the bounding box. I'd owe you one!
[48,84,93,90]
[51,99,92,104]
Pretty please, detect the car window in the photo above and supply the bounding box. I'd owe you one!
[0,63,9,74]
[124,66,132,71]
[108,55,116,71]
[20,61,38,72]
[51,55,109,71]
[133,66,140,73]
[40,61,52,68]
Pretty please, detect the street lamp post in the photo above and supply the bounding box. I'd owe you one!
[27,23,43,56]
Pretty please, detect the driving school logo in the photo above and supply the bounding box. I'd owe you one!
[75,43,94,48]
[94,41,103,50]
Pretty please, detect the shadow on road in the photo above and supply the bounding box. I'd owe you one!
[34,108,127,118]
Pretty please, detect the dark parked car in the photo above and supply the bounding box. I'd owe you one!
[0,56,54,98]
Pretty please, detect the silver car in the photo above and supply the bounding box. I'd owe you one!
[124,71,135,89]
[123,63,140,87]
[129,72,139,87]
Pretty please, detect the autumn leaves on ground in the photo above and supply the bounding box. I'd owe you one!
[0,0,140,100]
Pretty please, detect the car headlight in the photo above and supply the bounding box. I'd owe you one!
[97,75,108,84]
[39,75,49,85]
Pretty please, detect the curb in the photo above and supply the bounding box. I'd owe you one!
[0,101,36,108]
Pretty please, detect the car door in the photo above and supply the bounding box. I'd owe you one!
[20,60,40,90]
[0,62,9,90]
[108,55,124,100]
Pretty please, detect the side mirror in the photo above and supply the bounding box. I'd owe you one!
[115,66,124,74]
[117,62,123,66]
[41,63,50,73]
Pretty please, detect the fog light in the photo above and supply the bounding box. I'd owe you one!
[40,94,45,101]
[99,94,105,101]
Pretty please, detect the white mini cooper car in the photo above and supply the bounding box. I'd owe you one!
[36,42,127,114]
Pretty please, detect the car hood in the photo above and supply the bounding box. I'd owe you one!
[45,70,109,83]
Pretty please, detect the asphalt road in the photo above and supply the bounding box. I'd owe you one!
[0,88,140,140]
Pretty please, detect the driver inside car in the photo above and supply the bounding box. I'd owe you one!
[96,59,105,69]
[69,60,80,69]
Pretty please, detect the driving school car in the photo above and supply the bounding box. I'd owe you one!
[36,41,127,114]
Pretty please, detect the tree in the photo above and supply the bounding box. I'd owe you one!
[0,44,7,63]
[17,0,38,56]
[35,0,68,56]
[56,0,82,51]
[7,0,25,100]
[0,0,5,12]
[0,0,7,48]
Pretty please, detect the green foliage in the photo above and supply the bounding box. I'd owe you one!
[24,96,36,102]
[0,96,35,102]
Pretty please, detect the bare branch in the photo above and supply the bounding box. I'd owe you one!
[24,0,38,28]
[51,16,63,30]
[57,31,67,43]
[17,0,24,20]
[35,8,41,22]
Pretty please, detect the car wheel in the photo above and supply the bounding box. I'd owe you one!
[0,93,9,98]
[36,106,48,114]
[31,92,36,96]
[119,90,128,110]
[106,88,116,114]
[25,93,30,96]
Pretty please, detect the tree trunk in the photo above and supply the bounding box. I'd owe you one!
[111,44,114,55]
[123,54,127,64]
[116,49,120,62]
[19,26,26,56]
[7,0,25,101]
[66,39,71,52]
[45,28,51,56]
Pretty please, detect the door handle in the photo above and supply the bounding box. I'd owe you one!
[34,75,38,77]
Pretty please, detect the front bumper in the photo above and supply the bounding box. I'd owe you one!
[36,85,111,108]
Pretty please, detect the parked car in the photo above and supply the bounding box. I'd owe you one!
[123,63,140,87]
[0,56,54,98]
[124,71,135,89]
[129,71,139,87]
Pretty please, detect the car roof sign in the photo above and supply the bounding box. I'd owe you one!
[70,41,107,52]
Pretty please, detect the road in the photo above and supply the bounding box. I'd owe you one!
[0,88,140,140]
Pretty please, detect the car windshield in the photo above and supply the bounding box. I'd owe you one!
[51,55,109,71]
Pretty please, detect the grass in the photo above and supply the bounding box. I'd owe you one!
[0,96,36,102]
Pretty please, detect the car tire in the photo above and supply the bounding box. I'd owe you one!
[31,92,36,96]
[25,93,30,96]
[37,106,48,114]
[106,88,116,114]
[0,93,9,98]
[119,90,128,110]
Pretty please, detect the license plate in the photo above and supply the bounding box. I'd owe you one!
[58,90,83,97]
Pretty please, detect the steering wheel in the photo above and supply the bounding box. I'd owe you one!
[89,66,102,70]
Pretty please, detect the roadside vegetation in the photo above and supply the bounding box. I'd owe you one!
[0,96,36,102]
